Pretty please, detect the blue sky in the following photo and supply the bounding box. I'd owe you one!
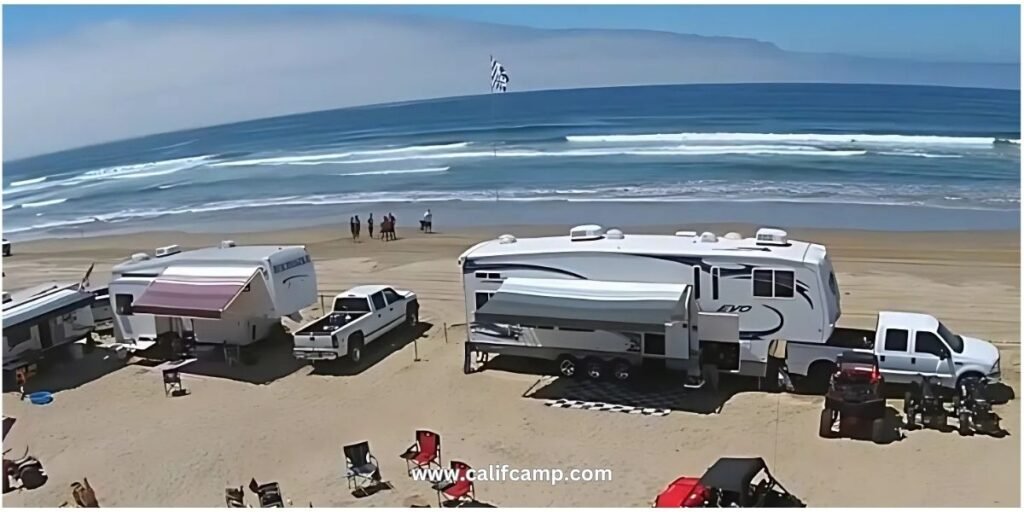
[3,4,1020,63]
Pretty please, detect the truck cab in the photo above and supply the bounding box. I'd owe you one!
[292,285,418,363]
[869,312,1000,388]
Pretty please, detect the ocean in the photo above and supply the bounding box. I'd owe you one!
[2,83,1020,240]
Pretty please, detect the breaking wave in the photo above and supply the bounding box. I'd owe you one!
[336,167,451,177]
[20,198,68,208]
[210,142,470,167]
[566,132,1016,146]
[9,176,48,187]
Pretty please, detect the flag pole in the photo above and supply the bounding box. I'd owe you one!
[490,55,497,158]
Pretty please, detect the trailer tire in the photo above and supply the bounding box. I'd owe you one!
[819,408,834,438]
[584,359,605,380]
[702,364,719,392]
[348,334,364,364]
[557,356,578,378]
[611,360,632,381]
[804,360,836,394]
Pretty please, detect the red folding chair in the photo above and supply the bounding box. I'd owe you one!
[400,430,442,475]
[433,460,474,507]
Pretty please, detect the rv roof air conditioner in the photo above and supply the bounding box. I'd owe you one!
[155,245,181,258]
[570,224,605,241]
[724,232,743,240]
[699,232,718,243]
[220,240,237,249]
[675,231,697,237]
[498,234,517,244]
[605,228,624,240]
[130,252,151,263]
[755,228,789,246]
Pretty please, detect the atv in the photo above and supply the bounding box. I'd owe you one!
[654,457,804,508]
[954,376,1004,437]
[903,375,951,430]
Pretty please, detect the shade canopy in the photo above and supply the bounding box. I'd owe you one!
[132,266,260,319]
[474,277,690,332]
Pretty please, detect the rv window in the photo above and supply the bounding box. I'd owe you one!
[559,327,593,333]
[115,294,134,315]
[692,266,701,299]
[883,329,909,352]
[914,331,947,357]
[475,272,502,280]
[475,292,494,309]
[474,272,487,279]
[752,270,773,297]
[774,270,795,298]
[5,325,32,348]
[370,292,387,310]
[382,288,403,304]
[711,267,720,300]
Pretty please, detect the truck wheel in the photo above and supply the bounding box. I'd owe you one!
[611,360,632,381]
[407,309,419,328]
[806,361,835,394]
[819,408,834,438]
[348,335,364,363]
[584,359,605,380]
[557,356,578,378]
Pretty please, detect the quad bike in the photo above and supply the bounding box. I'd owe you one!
[3,446,48,493]
[903,375,951,430]
[954,377,1004,437]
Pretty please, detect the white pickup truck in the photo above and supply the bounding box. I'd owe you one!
[292,285,419,363]
[788,311,1001,389]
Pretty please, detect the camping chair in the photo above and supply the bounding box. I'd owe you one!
[162,369,186,397]
[344,441,382,493]
[225,486,246,508]
[400,430,442,475]
[433,460,475,507]
[249,478,285,508]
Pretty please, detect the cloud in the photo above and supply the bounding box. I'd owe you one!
[3,13,1018,159]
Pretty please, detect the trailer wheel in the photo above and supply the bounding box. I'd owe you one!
[611,360,632,381]
[557,356,578,378]
[584,359,605,380]
[819,408,834,438]
[348,334,364,363]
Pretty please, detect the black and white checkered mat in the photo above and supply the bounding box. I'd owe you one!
[529,379,691,417]
[545,398,672,417]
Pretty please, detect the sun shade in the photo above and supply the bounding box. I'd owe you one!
[475,277,690,332]
[132,266,259,319]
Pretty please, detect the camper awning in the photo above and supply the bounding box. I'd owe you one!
[475,278,690,332]
[132,266,261,320]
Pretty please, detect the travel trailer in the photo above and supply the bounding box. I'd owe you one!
[107,242,317,349]
[459,225,843,382]
[2,282,96,375]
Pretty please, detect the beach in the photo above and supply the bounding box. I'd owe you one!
[0,223,1019,507]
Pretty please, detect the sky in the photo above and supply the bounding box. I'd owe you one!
[5,5,1020,63]
[2,5,1020,159]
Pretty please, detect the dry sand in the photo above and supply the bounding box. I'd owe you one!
[1,224,1020,507]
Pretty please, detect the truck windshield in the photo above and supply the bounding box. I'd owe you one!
[937,322,964,353]
[334,297,370,314]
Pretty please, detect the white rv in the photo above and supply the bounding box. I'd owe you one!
[458,225,847,383]
[108,242,317,348]
[2,282,96,374]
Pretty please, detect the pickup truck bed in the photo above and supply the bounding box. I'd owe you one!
[296,311,369,336]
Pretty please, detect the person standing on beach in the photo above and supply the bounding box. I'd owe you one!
[422,209,433,233]
[349,216,356,241]
[367,213,374,240]
[389,213,397,240]
[354,215,361,241]
[382,216,392,242]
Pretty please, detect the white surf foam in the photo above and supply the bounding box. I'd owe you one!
[20,198,68,208]
[74,155,215,182]
[210,142,471,168]
[566,132,1006,146]
[337,167,451,177]
[878,151,963,159]
[9,176,48,187]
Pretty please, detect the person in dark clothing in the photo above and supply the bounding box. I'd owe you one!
[388,213,397,241]
[367,213,375,240]
[349,216,356,240]
[354,215,361,241]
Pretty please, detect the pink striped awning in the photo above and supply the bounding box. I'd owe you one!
[132,267,259,319]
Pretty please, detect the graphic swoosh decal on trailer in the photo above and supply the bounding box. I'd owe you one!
[462,261,588,280]
[739,305,785,340]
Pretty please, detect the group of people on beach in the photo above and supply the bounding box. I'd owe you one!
[349,213,399,242]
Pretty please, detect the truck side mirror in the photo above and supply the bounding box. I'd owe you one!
[939,347,951,359]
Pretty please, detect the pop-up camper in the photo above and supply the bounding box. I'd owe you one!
[107,241,317,349]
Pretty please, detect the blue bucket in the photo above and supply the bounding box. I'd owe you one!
[27,392,53,406]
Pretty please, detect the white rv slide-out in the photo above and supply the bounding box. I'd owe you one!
[107,242,317,348]
[458,225,845,384]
